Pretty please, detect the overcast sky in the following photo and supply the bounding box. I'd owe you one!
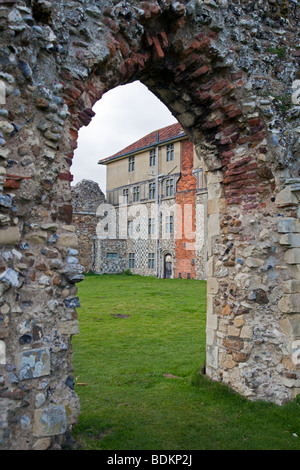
[71,80,177,193]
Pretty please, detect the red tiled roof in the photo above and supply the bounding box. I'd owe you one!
[98,122,186,164]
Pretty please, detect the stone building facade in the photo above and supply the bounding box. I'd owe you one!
[0,0,299,450]
[96,123,208,279]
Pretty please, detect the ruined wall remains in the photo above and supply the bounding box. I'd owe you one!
[72,179,105,272]
[0,0,299,450]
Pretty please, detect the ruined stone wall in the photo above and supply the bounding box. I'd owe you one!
[71,180,105,272]
[0,0,299,450]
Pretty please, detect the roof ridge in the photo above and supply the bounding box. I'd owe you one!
[98,122,185,164]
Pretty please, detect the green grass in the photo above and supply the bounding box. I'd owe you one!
[72,273,300,450]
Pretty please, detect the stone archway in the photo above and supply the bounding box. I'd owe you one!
[0,0,299,450]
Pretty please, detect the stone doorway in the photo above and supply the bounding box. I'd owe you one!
[164,254,173,279]
[0,0,299,450]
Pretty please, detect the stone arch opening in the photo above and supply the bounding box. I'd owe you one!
[0,0,299,450]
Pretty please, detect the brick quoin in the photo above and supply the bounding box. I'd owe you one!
[175,140,196,279]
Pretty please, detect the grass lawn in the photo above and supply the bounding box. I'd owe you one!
[72,273,300,450]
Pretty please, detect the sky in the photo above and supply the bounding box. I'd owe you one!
[71,80,178,193]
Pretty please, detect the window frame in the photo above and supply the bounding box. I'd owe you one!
[149,148,156,167]
[148,252,155,269]
[123,188,129,203]
[133,185,140,202]
[166,143,174,162]
[166,215,174,234]
[165,177,174,197]
[106,252,118,259]
[128,155,135,172]
[149,182,156,200]
[129,252,135,269]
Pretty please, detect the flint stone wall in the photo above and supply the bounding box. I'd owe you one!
[72,179,105,272]
[0,0,299,450]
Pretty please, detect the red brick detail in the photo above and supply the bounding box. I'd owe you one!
[159,31,168,48]
[231,71,243,81]
[5,179,20,189]
[77,108,95,126]
[59,172,73,182]
[152,35,164,58]
[64,87,82,101]
[5,174,31,189]
[212,79,229,93]
[175,140,197,279]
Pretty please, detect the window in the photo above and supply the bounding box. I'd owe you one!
[166,143,174,162]
[149,182,156,199]
[166,215,174,234]
[129,252,135,269]
[127,219,133,237]
[150,149,156,166]
[106,253,118,259]
[194,168,207,191]
[148,217,155,235]
[148,252,155,269]
[133,185,140,202]
[123,188,129,203]
[165,177,174,196]
[129,155,135,172]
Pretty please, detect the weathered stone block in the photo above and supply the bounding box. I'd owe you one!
[234,315,245,328]
[240,325,253,339]
[206,345,218,369]
[284,248,300,264]
[206,328,216,346]
[232,351,250,362]
[280,233,300,247]
[246,257,264,268]
[282,280,300,294]
[278,294,300,314]
[33,405,67,437]
[277,218,300,233]
[0,340,5,364]
[25,231,48,244]
[206,314,218,330]
[207,198,227,214]
[275,186,299,207]
[0,226,21,245]
[15,347,50,380]
[56,232,78,249]
[228,325,240,336]
[207,277,219,294]
[223,337,243,350]
[208,213,220,237]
